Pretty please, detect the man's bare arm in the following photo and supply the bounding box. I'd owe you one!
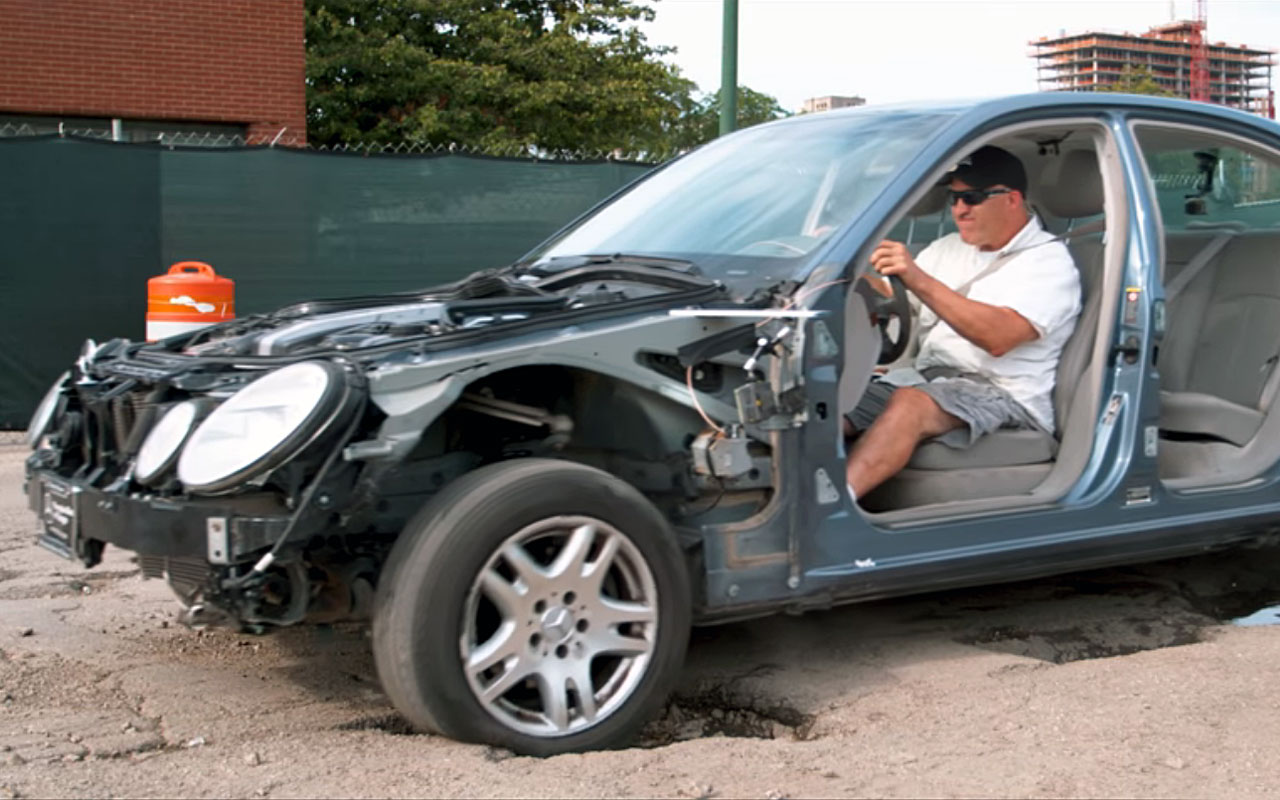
[869,240,1038,357]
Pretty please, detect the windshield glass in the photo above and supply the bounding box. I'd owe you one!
[524,109,956,283]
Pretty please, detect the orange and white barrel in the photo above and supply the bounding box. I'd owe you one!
[146,261,235,341]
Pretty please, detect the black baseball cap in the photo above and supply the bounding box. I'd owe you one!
[944,146,1027,194]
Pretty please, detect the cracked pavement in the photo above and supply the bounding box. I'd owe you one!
[4,434,1280,798]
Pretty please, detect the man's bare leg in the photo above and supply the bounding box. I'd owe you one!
[845,387,965,499]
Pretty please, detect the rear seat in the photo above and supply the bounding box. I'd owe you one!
[1159,230,1280,447]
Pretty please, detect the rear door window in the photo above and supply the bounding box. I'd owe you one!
[1137,130,1280,231]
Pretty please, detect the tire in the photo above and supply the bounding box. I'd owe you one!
[372,458,692,755]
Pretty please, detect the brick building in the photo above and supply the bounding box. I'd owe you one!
[801,95,866,114]
[0,0,306,145]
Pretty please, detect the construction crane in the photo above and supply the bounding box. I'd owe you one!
[1189,0,1210,102]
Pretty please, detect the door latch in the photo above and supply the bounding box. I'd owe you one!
[1112,335,1142,365]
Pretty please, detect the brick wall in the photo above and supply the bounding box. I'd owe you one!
[0,0,306,144]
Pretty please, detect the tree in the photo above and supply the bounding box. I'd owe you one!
[305,0,695,154]
[1096,65,1174,97]
[668,86,792,149]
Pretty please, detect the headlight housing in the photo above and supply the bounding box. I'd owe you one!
[177,361,352,494]
[135,400,202,485]
[26,372,69,449]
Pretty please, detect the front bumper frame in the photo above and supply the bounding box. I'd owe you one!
[25,462,291,567]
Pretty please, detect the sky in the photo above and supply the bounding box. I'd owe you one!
[638,0,1280,112]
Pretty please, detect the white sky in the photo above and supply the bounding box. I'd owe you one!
[639,0,1280,111]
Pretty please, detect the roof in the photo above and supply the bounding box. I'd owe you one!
[771,93,1280,137]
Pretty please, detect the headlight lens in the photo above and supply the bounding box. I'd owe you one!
[26,372,69,449]
[178,361,346,494]
[135,400,200,485]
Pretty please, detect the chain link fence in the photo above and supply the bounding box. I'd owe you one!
[0,121,279,148]
[0,122,675,162]
[309,140,680,163]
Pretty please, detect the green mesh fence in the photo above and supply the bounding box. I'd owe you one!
[0,136,653,427]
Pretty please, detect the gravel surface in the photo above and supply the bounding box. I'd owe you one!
[4,438,1280,798]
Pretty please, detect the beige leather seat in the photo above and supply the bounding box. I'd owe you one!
[906,149,1104,470]
[863,148,1106,509]
[1159,233,1280,446]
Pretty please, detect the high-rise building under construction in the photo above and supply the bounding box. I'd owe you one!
[1030,21,1275,117]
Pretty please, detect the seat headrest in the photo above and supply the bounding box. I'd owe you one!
[908,184,947,217]
[1038,149,1104,219]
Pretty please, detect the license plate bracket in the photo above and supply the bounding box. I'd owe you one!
[38,476,80,559]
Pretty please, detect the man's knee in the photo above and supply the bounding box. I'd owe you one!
[882,386,962,439]
[882,386,937,418]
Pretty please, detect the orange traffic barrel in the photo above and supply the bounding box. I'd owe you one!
[146,261,235,341]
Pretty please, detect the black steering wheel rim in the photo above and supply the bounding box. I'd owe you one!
[852,275,913,364]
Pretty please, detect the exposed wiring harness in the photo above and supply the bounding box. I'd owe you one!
[686,363,726,436]
[683,279,849,435]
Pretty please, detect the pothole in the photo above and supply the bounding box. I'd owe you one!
[332,693,812,747]
[333,713,420,736]
[942,545,1280,662]
[1173,581,1280,627]
[958,619,1202,664]
[640,685,815,746]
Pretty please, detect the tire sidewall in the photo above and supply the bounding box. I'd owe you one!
[373,458,691,755]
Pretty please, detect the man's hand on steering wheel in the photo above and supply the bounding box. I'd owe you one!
[869,240,926,289]
[853,239,915,364]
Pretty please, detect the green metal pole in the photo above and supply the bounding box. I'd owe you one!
[719,0,738,137]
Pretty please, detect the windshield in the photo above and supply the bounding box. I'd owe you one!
[524,109,956,283]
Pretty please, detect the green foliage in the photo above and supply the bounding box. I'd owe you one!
[1096,65,1174,97]
[305,0,697,155]
[668,86,792,149]
[305,1,791,155]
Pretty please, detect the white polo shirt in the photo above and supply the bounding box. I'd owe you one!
[913,217,1082,432]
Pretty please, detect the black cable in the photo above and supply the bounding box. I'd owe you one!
[225,381,368,588]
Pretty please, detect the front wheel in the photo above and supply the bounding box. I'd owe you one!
[372,459,692,755]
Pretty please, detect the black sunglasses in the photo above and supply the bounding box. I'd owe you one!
[947,187,1013,207]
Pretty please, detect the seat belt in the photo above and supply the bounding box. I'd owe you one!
[1257,354,1280,411]
[1163,231,1236,302]
[951,217,1107,299]
[915,217,1105,343]
[950,251,1017,301]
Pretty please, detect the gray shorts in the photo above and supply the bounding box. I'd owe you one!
[845,366,1043,449]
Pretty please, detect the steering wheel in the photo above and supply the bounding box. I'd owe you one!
[853,275,913,364]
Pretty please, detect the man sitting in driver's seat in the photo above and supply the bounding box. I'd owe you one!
[845,145,1082,503]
